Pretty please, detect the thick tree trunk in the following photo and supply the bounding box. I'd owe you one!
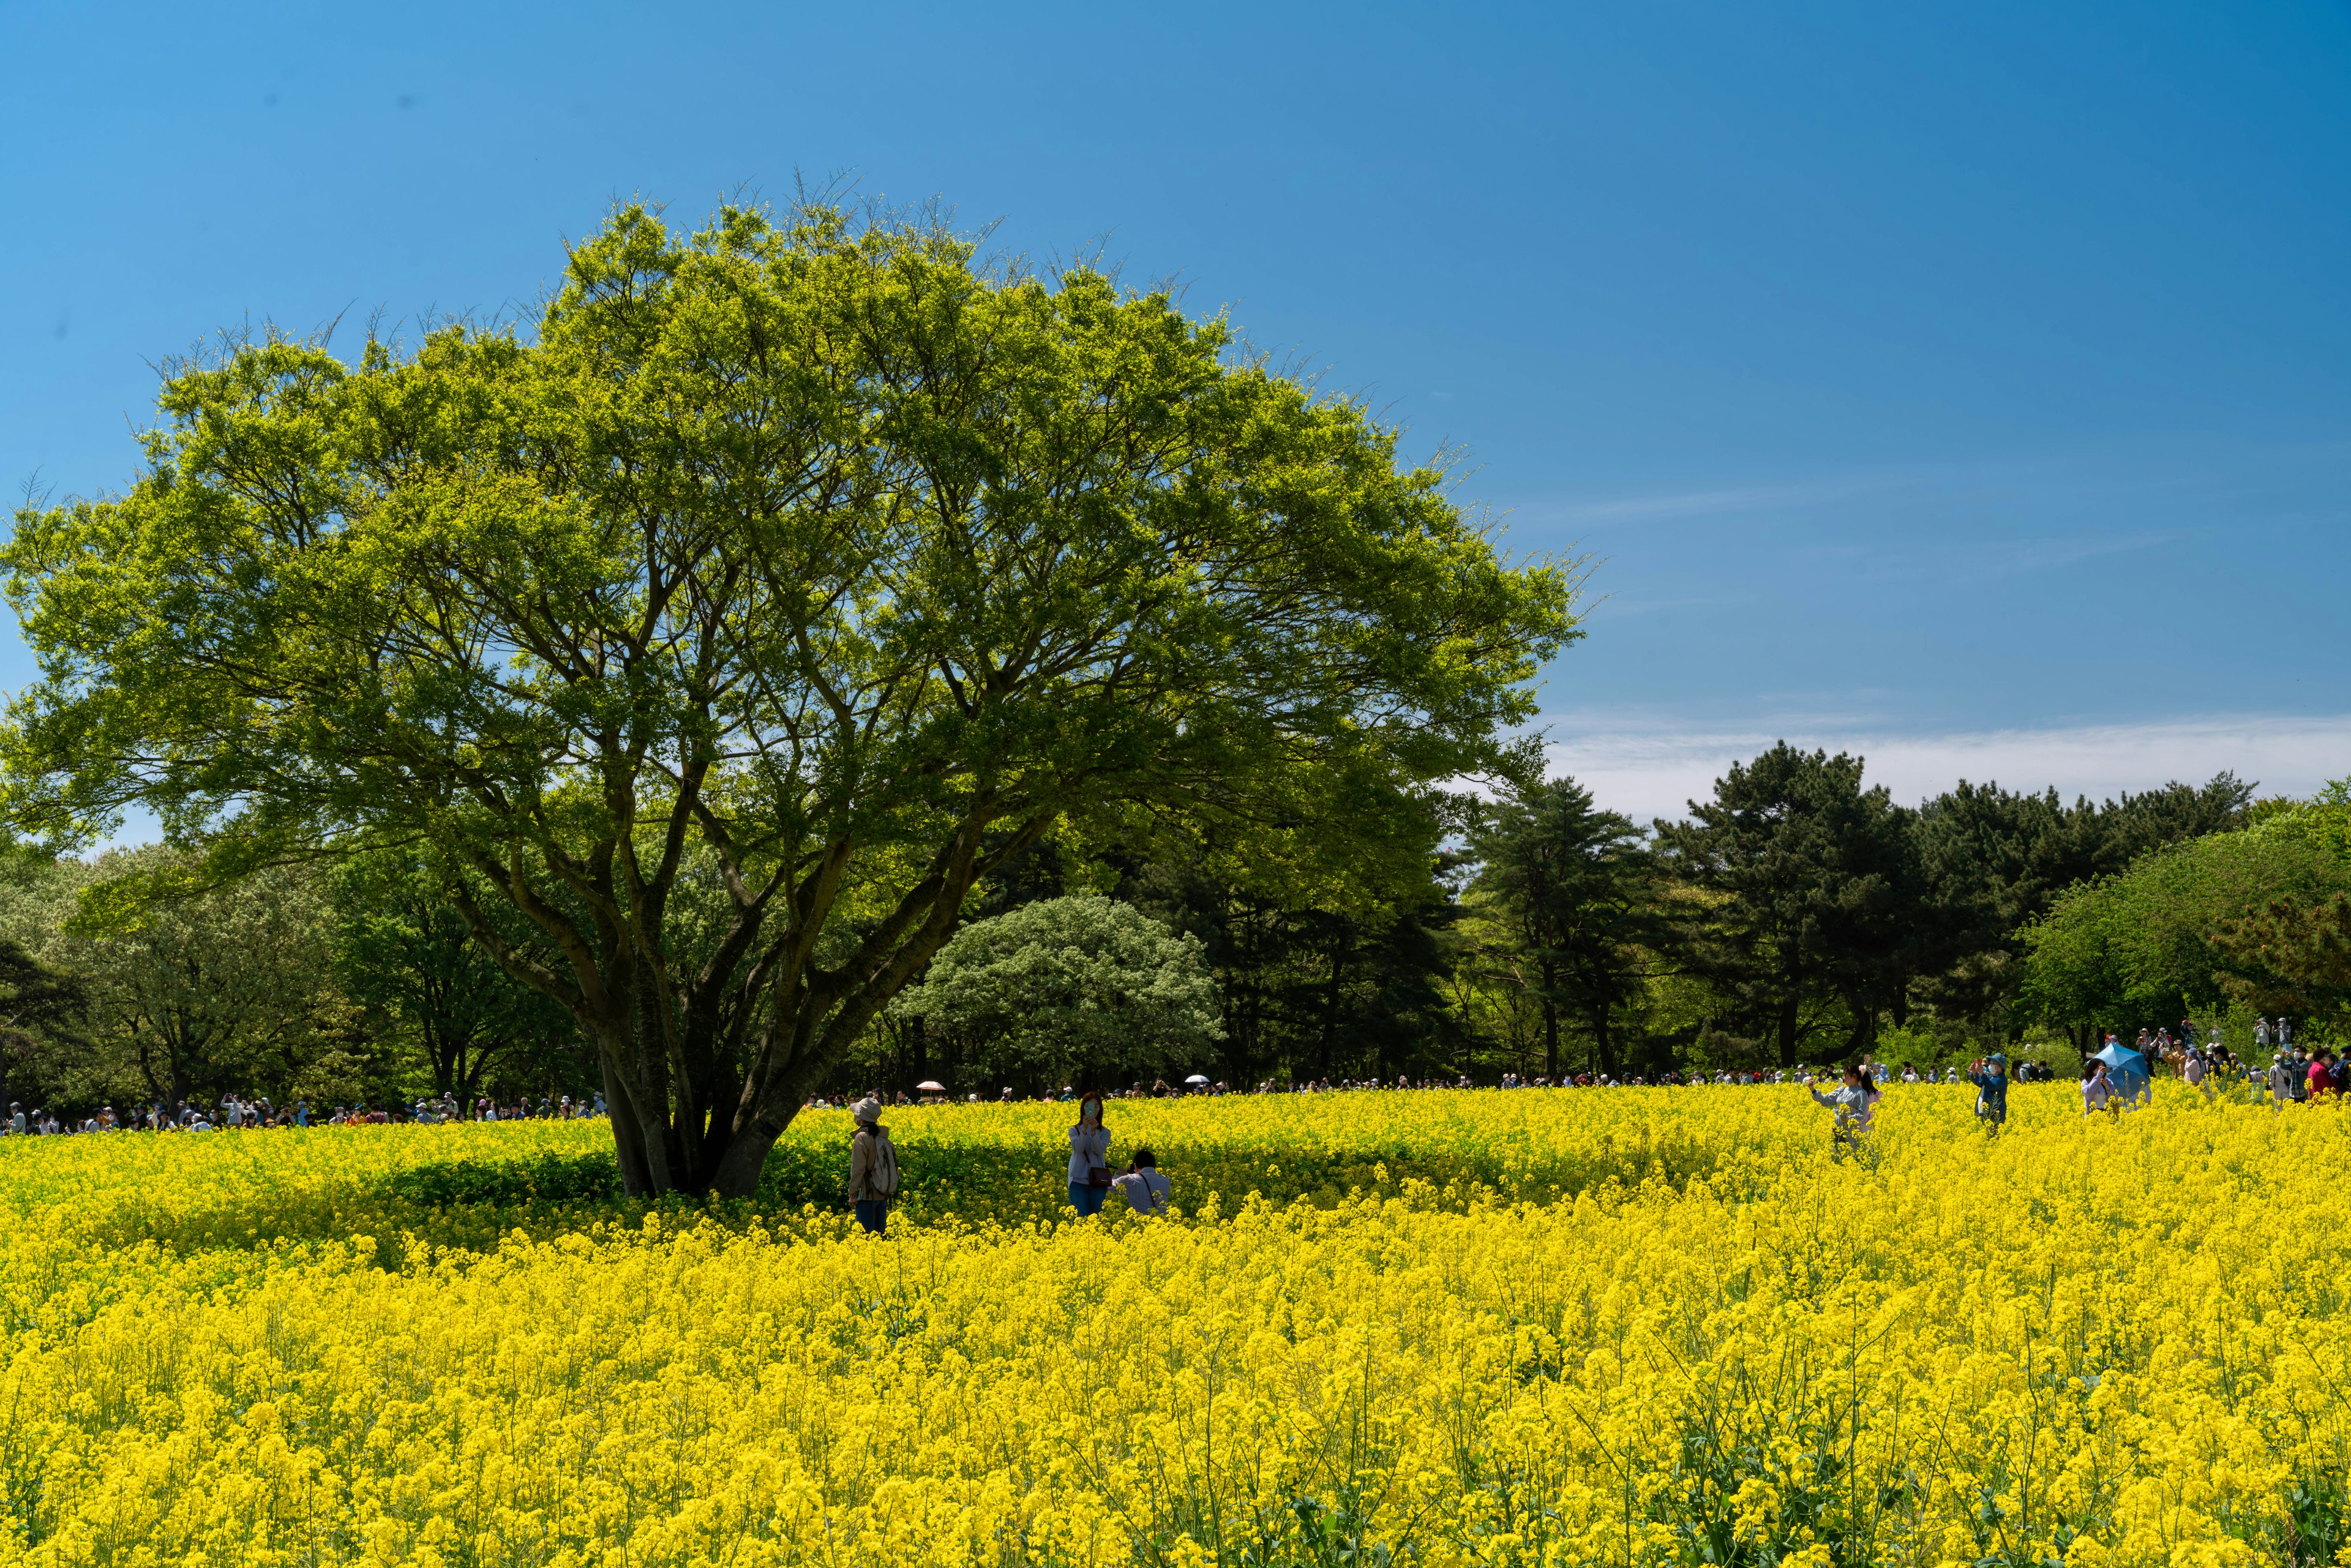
[602,1054,656,1196]
[1776,994,1801,1069]
[709,1117,782,1201]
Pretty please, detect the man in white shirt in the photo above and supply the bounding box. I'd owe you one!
[1112,1150,1172,1216]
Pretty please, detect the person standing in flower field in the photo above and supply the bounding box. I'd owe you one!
[2267,1048,2298,1109]
[1068,1093,1112,1217]
[2309,1048,2340,1103]
[1967,1052,2010,1136]
[847,1098,899,1236]
[1808,1063,1880,1161]
[2081,1059,2115,1116]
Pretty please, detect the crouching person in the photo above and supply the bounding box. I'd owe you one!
[1112,1149,1172,1217]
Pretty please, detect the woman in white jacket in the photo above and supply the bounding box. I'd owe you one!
[1067,1093,1112,1217]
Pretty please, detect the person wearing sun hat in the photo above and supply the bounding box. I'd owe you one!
[847,1097,899,1236]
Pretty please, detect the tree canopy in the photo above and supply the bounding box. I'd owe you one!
[0,200,1573,1193]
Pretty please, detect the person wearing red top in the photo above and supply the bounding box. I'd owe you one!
[2307,1051,2337,1102]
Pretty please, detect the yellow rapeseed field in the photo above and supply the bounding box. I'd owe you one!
[1,1083,2345,1568]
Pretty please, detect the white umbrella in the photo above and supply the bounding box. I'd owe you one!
[915,1080,947,1093]
[1184,1075,1210,1085]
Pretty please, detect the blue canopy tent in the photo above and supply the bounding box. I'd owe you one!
[2092,1042,2151,1104]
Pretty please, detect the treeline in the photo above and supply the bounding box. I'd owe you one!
[835,746,2291,1093]
[0,844,594,1116]
[0,748,2331,1112]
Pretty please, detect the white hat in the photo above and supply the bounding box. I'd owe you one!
[852,1097,881,1123]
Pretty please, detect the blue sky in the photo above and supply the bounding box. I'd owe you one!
[5,0,2346,819]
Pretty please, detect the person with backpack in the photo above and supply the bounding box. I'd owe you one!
[1067,1093,1112,1217]
[847,1097,899,1235]
[1111,1149,1172,1216]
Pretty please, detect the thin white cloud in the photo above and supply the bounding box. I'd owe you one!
[1543,713,2351,822]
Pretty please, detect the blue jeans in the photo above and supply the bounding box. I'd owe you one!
[1069,1180,1107,1217]
[854,1199,888,1235]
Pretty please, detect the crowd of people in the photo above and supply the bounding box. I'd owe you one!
[1,1090,609,1135]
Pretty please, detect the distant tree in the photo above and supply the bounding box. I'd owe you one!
[0,851,94,1109]
[890,895,1223,1092]
[54,847,358,1109]
[1914,773,2253,1026]
[2017,805,2350,1044]
[329,849,585,1099]
[1111,789,1473,1086]
[1469,777,1661,1078]
[2209,893,2351,1024]
[0,938,88,1113]
[1658,745,1924,1065]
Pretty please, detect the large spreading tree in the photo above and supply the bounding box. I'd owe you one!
[0,201,1572,1195]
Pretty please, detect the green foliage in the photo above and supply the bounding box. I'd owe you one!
[2205,792,2351,1027]
[36,847,369,1109]
[1913,773,2252,1026]
[1,199,1572,1193]
[1468,776,1664,1078]
[890,893,1221,1091]
[2017,798,2351,1035]
[1658,744,1924,1065]
[2210,890,2351,1023]
[328,848,587,1098]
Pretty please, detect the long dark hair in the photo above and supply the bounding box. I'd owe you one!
[1077,1092,1105,1128]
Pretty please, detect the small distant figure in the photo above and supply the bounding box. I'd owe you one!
[1967,1052,2011,1136]
[2268,1049,2298,1110]
[1112,1149,1172,1215]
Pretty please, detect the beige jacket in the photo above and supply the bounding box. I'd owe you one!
[849,1125,899,1203]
